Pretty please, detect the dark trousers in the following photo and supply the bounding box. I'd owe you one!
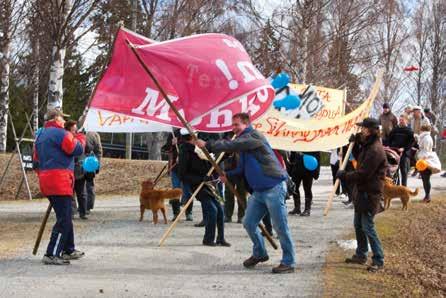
[262,213,273,235]
[354,211,384,266]
[420,169,432,198]
[86,178,95,210]
[200,196,225,243]
[399,155,410,186]
[224,177,247,221]
[74,178,87,217]
[46,196,75,257]
[330,164,341,195]
[292,175,314,212]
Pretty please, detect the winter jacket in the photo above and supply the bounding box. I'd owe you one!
[416,132,441,173]
[177,142,214,200]
[207,126,287,192]
[385,125,415,156]
[33,120,85,196]
[379,112,398,139]
[85,132,103,160]
[288,152,320,180]
[410,116,430,135]
[345,134,387,215]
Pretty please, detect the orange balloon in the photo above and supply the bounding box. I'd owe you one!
[416,159,428,172]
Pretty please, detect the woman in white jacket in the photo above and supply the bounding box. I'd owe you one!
[416,125,442,202]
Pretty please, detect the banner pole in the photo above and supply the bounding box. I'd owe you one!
[127,40,278,249]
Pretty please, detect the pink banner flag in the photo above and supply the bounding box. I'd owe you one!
[88,28,274,132]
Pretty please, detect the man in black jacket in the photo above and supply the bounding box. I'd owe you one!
[385,114,415,186]
[337,118,387,273]
[177,130,230,247]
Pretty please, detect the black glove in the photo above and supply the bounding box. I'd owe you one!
[336,170,346,180]
[95,169,100,174]
[348,133,360,143]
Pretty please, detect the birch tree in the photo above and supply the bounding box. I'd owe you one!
[34,0,100,111]
[0,0,26,152]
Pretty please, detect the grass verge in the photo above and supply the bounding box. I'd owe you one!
[323,194,446,298]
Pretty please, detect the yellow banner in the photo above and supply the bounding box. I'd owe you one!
[252,73,383,151]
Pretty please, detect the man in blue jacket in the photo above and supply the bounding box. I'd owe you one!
[34,109,86,265]
[195,113,296,274]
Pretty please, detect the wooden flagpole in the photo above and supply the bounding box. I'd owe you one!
[126,40,278,249]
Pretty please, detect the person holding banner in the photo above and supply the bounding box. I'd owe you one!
[336,118,387,273]
[196,113,296,274]
[178,130,230,247]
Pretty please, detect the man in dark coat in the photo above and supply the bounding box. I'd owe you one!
[337,117,388,272]
[379,103,398,142]
[177,130,230,247]
[385,114,415,186]
[287,151,320,216]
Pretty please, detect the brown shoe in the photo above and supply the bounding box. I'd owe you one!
[243,255,269,268]
[367,263,384,272]
[345,255,367,265]
[272,263,295,274]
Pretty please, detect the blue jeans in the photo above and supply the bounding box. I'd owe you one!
[354,211,384,266]
[200,196,225,243]
[46,196,75,257]
[171,171,193,216]
[243,182,296,267]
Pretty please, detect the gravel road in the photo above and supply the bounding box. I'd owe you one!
[0,167,444,298]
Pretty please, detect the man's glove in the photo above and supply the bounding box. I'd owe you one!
[336,170,346,181]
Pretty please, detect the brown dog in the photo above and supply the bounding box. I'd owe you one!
[139,179,182,224]
[383,177,419,211]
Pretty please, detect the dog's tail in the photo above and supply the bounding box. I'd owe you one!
[409,188,419,196]
[160,188,183,200]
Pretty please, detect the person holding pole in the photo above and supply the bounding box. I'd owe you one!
[195,113,295,274]
[336,117,387,272]
[177,130,230,247]
[33,109,86,265]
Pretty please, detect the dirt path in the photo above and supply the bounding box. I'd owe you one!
[0,168,444,298]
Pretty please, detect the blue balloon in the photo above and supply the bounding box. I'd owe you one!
[303,154,318,171]
[83,155,100,173]
[35,127,43,137]
[271,72,290,89]
[273,94,302,110]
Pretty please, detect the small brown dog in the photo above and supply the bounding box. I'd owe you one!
[383,177,419,211]
[139,179,182,224]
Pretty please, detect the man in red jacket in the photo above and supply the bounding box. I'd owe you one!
[34,109,86,265]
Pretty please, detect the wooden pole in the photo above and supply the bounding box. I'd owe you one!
[324,141,355,216]
[126,40,277,249]
[32,203,52,255]
[153,162,168,186]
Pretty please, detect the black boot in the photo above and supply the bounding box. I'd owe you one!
[288,195,301,215]
[300,197,311,217]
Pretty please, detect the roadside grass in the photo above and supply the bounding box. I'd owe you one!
[323,194,446,298]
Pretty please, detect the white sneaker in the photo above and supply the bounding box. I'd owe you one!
[42,255,70,265]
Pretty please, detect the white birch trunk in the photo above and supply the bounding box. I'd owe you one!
[0,36,10,152]
[47,46,66,110]
[32,40,39,131]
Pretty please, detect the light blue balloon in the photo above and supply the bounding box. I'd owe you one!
[271,72,290,89]
[35,128,43,137]
[273,94,302,110]
[303,154,318,171]
[83,155,100,173]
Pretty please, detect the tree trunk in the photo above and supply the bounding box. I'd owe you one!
[32,40,39,131]
[0,38,10,152]
[146,132,165,160]
[47,46,66,110]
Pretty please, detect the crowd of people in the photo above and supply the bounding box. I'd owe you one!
[33,105,443,274]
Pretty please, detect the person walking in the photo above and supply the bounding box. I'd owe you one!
[336,118,388,272]
[288,152,320,216]
[64,120,88,220]
[33,109,86,265]
[177,130,230,247]
[162,129,182,220]
[196,113,295,274]
[379,103,398,143]
[416,124,442,202]
[84,131,102,214]
[385,114,415,186]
